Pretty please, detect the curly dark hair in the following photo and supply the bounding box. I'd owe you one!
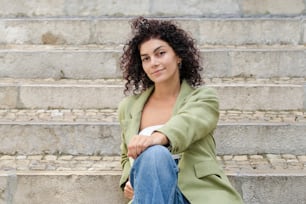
[120,17,203,95]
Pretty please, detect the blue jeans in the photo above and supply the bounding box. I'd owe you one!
[130,145,190,204]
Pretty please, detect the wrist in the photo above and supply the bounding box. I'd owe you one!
[151,131,169,146]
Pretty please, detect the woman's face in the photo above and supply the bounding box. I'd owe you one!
[139,38,181,84]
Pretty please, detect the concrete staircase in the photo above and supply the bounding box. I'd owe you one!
[0,1,305,203]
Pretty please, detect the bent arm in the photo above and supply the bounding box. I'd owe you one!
[157,87,219,154]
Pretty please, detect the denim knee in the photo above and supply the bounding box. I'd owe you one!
[130,145,180,204]
[141,145,171,160]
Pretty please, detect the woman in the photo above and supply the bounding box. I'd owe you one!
[118,17,243,204]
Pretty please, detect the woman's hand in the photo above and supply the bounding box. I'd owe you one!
[124,180,134,200]
[127,132,169,159]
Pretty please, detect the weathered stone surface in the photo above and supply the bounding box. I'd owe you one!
[94,20,131,45]
[0,18,303,45]
[202,49,306,78]
[304,20,306,44]
[0,171,305,204]
[0,122,305,155]
[18,84,124,109]
[0,48,121,79]
[0,19,92,45]
[1,108,304,123]
[0,0,150,17]
[304,85,306,110]
[0,123,121,155]
[0,86,18,109]
[229,174,306,204]
[1,48,305,79]
[0,175,9,203]
[196,19,301,45]
[0,82,301,110]
[214,84,305,110]
[215,123,306,155]
[11,172,128,204]
[241,0,306,15]
[150,0,240,16]
[1,0,305,17]
[0,0,66,17]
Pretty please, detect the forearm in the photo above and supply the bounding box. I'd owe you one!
[127,132,169,159]
[151,131,169,146]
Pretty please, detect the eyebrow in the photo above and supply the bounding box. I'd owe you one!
[140,45,165,57]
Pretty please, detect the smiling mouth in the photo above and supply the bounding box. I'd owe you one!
[151,68,165,75]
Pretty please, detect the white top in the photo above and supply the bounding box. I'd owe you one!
[139,125,164,136]
[129,125,181,166]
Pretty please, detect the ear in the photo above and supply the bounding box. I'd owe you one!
[177,57,182,64]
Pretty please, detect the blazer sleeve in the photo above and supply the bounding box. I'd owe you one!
[117,98,131,190]
[157,87,219,154]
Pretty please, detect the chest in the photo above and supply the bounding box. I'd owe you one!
[140,97,176,130]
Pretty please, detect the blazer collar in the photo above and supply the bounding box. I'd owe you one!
[173,80,194,114]
[130,86,154,119]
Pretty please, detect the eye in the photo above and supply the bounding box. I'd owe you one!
[141,56,149,62]
[158,51,166,56]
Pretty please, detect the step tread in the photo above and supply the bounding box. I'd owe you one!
[1,45,305,80]
[1,44,305,50]
[0,77,305,85]
[0,154,305,175]
[1,16,304,20]
[0,109,305,123]
[0,17,303,46]
[0,78,304,110]
[1,0,305,18]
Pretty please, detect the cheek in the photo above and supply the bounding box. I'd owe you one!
[142,65,150,76]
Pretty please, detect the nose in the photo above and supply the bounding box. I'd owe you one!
[150,56,159,68]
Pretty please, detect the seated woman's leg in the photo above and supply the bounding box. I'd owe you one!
[129,145,178,204]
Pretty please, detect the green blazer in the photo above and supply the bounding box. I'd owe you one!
[118,80,243,204]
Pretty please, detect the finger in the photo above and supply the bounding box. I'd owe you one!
[124,185,133,193]
[127,136,140,159]
[124,190,133,200]
[128,135,152,158]
[127,145,137,159]
[126,181,132,188]
[124,183,134,199]
[125,187,133,195]
[127,135,139,157]
[129,144,143,159]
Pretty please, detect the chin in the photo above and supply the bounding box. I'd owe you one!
[151,77,166,84]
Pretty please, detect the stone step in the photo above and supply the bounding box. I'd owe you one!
[0,0,305,18]
[0,154,305,204]
[0,108,305,155]
[1,45,305,79]
[1,109,305,123]
[0,170,127,204]
[0,122,303,155]
[0,17,304,46]
[0,79,305,110]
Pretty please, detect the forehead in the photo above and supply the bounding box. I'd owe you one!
[139,38,172,54]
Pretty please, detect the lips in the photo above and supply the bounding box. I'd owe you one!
[151,68,166,75]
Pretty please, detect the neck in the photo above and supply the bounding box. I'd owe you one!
[153,78,181,99]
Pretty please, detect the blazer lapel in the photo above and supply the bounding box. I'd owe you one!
[126,87,154,141]
[172,80,194,114]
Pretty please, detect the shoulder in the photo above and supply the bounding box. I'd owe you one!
[186,85,219,102]
[117,88,151,121]
[193,85,217,94]
[118,95,138,119]
[180,80,218,99]
[118,95,135,111]
[118,86,154,113]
